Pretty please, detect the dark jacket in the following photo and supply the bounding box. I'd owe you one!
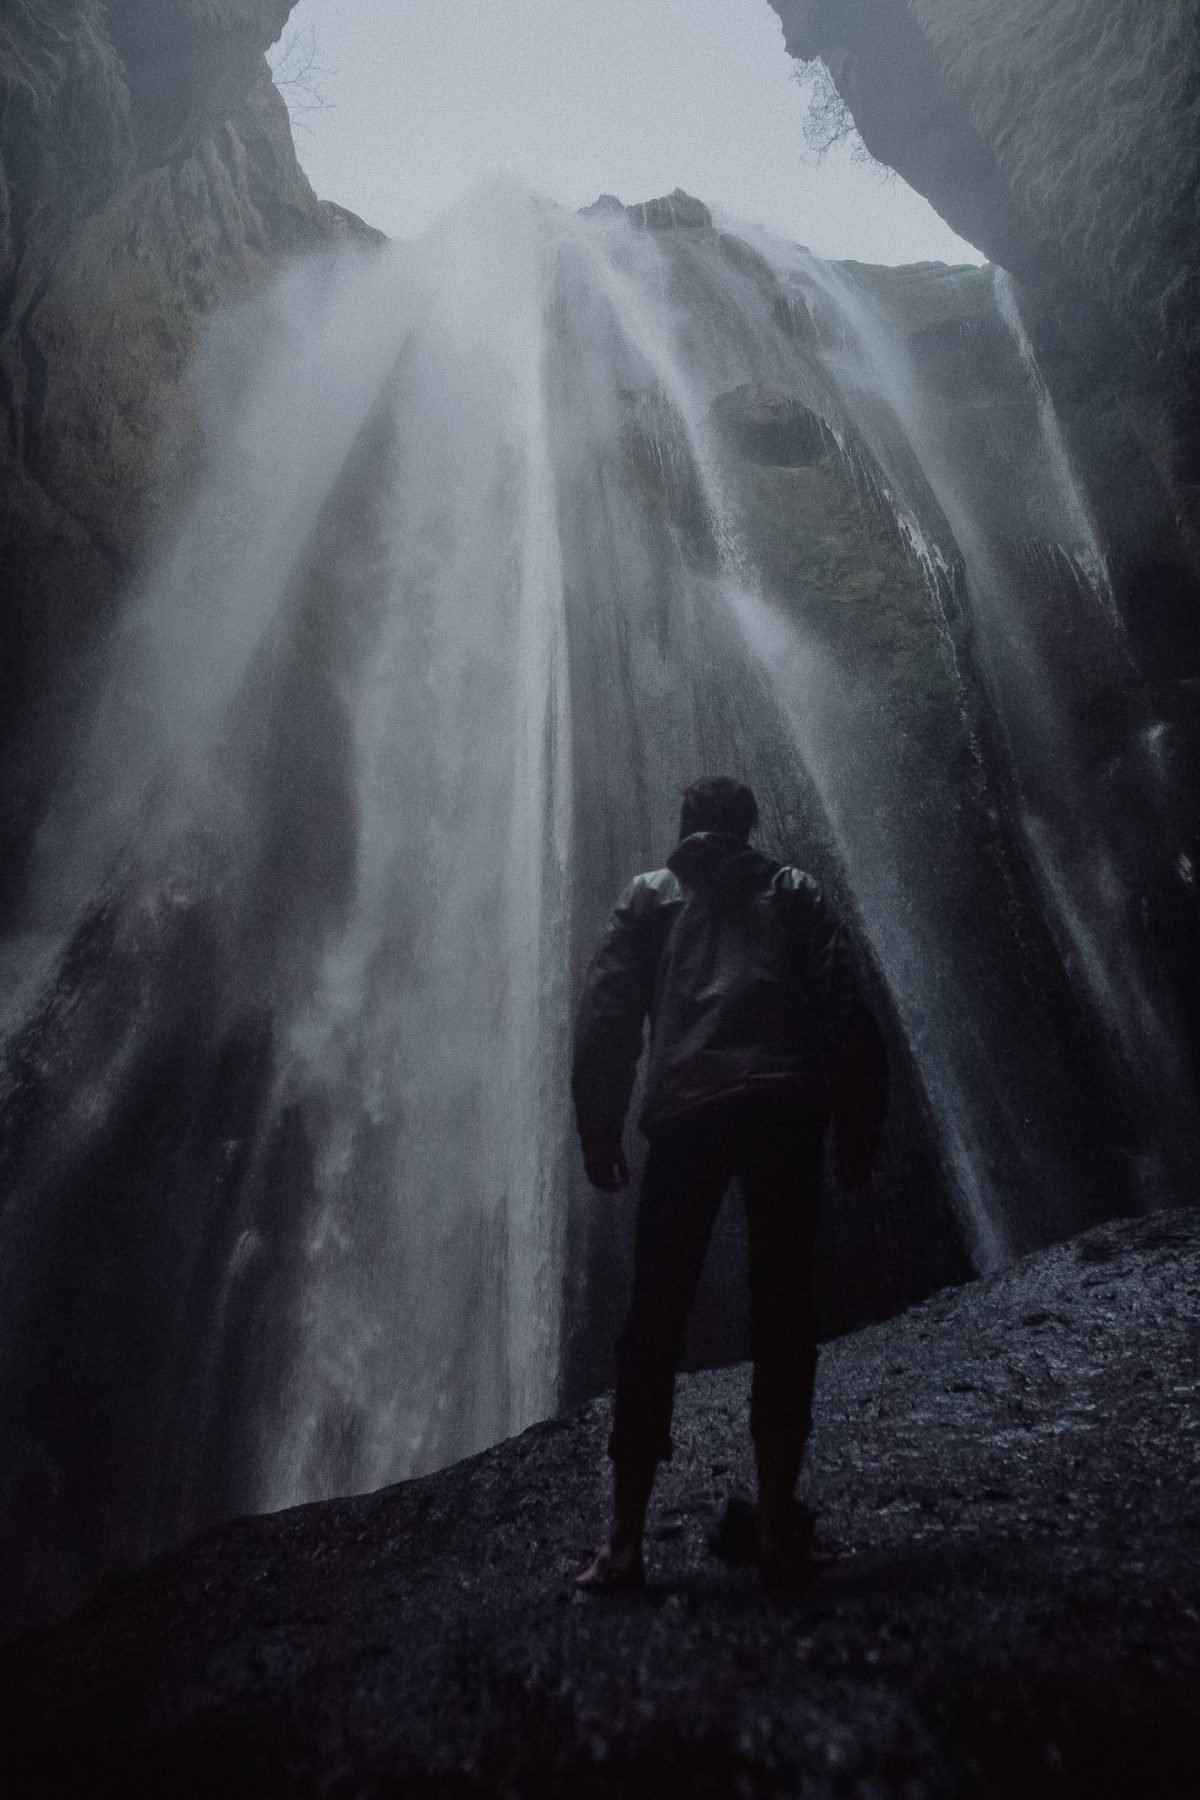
[572,832,886,1166]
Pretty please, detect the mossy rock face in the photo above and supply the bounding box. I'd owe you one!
[841,251,1200,682]
[715,425,978,816]
[733,457,895,616]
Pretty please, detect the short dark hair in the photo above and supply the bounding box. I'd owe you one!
[679,776,759,842]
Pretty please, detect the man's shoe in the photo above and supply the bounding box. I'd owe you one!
[574,1546,646,1595]
[759,1501,817,1589]
[708,1493,760,1562]
[709,1494,817,1569]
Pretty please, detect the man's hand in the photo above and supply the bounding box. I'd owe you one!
[584,1142,630,1192]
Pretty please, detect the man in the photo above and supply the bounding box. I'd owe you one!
[572,776,885,1590]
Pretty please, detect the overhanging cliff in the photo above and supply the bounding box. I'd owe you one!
[770,1,1200,567]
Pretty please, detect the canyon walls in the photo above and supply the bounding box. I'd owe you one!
[0,0,376,926]
[1,0,1198,1638]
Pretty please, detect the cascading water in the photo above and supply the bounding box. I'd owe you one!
[1,182,1194,1632]
[764,242,1198,1207]
[991,271,1115,616]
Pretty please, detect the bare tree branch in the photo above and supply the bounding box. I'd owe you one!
[792,57,883,171]
[269,26,334,134]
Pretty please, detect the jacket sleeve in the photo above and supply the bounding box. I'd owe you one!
[571,881,650,1155]
[800,879,888,1175]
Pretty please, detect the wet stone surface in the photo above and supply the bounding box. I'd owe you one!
[2,1209,1199,1797]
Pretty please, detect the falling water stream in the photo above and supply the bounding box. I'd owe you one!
[0,185,1194,1628]
[771,245,1195,1207]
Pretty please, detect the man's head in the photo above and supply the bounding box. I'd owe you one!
[679,776,759,843]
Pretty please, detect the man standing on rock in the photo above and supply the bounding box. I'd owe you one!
[572,777,885,1589]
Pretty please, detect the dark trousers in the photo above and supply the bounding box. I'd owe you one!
[609,1091,825,1466]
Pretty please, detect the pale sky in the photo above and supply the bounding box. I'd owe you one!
[270,0,984,266]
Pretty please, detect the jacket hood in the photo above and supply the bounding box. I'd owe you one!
[666,832,780,894]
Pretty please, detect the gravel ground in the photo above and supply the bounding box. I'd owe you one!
[3,1208,1198,1797]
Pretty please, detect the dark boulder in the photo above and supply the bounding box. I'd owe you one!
[711,384,834,466]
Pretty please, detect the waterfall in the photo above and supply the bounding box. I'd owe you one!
[1,183,1193,1629]
[764,243,1196,1209]
[990,270,1114,617]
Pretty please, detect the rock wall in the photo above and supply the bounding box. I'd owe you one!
[770,0,1200,576]
[767,3,1200,1183]
[0,0,377,925]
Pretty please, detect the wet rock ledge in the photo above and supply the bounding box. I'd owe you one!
[3,1209,1199,1798]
